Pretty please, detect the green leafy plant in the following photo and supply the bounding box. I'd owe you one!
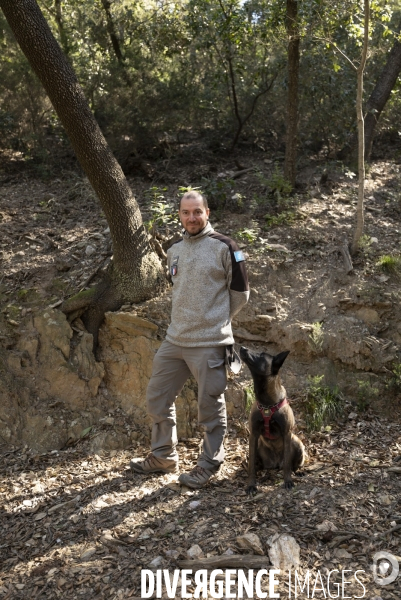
[257,167,292,207]
[358,234,372,250]
[200,177,235,211]
[144,186,179,233]
[235,227,258,245]
[308,322,324,354]
[357,379,379,411]
[178,185,202,195]
[376,254,401,274]
[386,363,401,396]
[266,166,292,200]
[264,210,300,228]
[244,386,255,415]
[304,375,344,432]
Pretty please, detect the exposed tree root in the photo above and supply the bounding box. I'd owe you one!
[62,263,167,356]
[62,270,123,354]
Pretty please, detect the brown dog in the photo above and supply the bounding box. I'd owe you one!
[240,346,305,493]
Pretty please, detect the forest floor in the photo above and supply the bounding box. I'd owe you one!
[1,145,401,599]
[1,416,401,600]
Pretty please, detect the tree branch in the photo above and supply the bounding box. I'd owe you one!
[314,37,357,71]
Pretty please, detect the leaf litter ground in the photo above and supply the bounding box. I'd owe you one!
[2,413,401,599]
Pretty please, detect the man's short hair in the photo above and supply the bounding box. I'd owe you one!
[179,190,208,210]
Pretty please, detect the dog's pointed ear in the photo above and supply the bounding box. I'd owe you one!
[272,351,290,375]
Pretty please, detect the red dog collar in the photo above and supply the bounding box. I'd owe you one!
[257,398,289,439]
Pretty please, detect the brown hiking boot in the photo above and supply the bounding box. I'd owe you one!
[178,465,216,489]
[130,453,178,475]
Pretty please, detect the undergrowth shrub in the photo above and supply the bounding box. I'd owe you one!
[386,363,401,396]
[357,379,379,411]
[376,254,401,275]
[200,177,236,212]
[244,387,255,415]
[304,375,344,432]
[144,186,179,235]
[308,322,324,354]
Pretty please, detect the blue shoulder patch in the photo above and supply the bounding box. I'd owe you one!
[234,250,245,262]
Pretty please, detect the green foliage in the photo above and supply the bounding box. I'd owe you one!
[358,234,372,250]
[308,322,324,354]
[376,254,401,274]
[144,187,179,234]
[200,177,235,212]
[235,228,258,245]
[385,363,401,396]
[244,386,255,415]
[258,167,293,204]
[17,289,29,300]
[256,166,304,228]
[304,375,344,432]
[2,0,401,169]
[178,185,201,196]
[264,210,300,228]
[80,426,93,439]
[16,288,40,305]
[357,379,379,411]
[185,0,282,145]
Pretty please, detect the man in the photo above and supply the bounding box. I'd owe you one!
[130,190,249,488]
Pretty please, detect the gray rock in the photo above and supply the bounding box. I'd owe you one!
[187,544,204,559]
[267,533,300,570]
[236,533,264,555]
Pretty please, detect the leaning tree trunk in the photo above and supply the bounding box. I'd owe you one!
[0,0,166,344]
[284,0,300,189]
[365,37,401,161]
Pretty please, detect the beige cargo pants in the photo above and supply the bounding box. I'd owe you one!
[146,340,227,471]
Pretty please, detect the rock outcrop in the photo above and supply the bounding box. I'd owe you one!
[0,309,243,452]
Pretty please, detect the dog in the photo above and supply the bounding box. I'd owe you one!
[240,346,305,493]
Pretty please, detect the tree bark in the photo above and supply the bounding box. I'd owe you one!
[365,38,401,160]
[351,0,369,256]
[0,0,166,344]
[284,0,299,188]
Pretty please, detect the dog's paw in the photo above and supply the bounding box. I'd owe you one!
[295,470,306,477]
[246,485,258,495]
[284,480,295,490]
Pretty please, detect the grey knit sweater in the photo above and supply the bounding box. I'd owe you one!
[166,222,249,347]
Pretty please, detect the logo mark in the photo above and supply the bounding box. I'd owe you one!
[372,551,399,586]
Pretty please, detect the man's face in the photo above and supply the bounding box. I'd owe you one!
[179,196,210,235]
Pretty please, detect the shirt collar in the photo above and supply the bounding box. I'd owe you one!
[182,221,214,240]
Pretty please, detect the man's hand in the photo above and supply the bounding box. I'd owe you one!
[225,345,242,374]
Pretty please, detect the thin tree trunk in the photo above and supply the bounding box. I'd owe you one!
[227,53,243,149]
[100,0,131,85]
[231,73,278,151]
[0,0,165,344]
[284,0,300,188]
[365,38,401,160]
[351,0,370,256]
[54,0,69,55]
[101,0,124,64]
